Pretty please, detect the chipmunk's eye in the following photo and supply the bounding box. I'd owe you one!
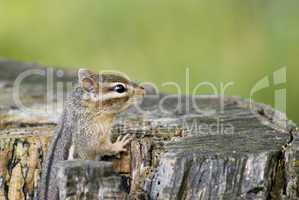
[113,84,127,93]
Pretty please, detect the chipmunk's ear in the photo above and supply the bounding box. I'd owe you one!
[78,68,97,91]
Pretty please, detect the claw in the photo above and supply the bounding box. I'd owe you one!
[116,135,122,142]
[112,134,133,154]
[121,134,131,142]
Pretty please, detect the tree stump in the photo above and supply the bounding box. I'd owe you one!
[0,60,298,200]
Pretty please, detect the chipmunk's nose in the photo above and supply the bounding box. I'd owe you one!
[135,86,145,96]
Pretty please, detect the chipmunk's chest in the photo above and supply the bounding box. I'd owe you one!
[78,115,114,138]
[71,116,114,159]
[81,124,106,137]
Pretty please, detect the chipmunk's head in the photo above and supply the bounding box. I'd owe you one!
[78,69,145,115]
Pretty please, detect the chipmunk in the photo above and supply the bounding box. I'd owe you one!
[38,69,145,200]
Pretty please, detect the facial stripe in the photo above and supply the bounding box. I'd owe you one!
[101,96,130,107]
[98,91,128,101]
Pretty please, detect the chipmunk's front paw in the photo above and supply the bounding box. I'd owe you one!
[113,134,133,153]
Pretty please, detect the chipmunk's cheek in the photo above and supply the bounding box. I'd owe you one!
[117,96,131,111]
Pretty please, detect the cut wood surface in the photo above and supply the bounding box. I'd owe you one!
[0,60,298,200]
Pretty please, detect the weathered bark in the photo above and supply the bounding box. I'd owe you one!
[57,160,128,200]
[0,60,298,200]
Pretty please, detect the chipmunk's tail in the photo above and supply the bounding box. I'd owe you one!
[38,111,69,200]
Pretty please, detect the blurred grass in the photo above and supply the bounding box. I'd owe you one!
[0,0,298,124]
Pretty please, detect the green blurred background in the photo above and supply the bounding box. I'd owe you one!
[0,0,298,123]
